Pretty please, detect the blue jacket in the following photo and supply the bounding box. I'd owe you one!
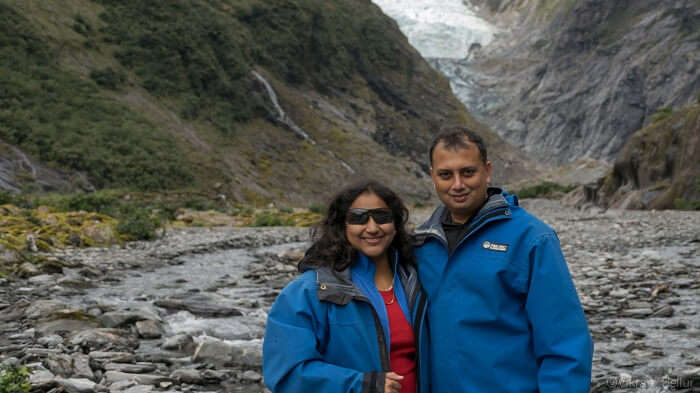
[414,190,593,393]
[263,252,429,393]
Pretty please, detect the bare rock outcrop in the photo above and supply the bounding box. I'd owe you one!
[595,104,700,209]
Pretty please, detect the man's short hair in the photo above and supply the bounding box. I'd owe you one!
[429,125,488,166]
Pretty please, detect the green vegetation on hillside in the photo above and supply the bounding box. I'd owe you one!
[93,0,414,133]
[0,0,476,204]
[0,4,193,190]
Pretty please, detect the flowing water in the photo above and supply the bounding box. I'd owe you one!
[60,242,308,344]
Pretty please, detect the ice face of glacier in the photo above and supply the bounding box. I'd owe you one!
[371,0,499,59]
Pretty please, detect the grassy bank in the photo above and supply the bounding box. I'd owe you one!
[0,189,322,278]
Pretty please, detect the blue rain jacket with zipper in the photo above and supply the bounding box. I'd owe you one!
[263,252,429,393]
[414,189,592,393]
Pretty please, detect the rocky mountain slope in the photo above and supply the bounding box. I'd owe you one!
[432,0,700,165]
[0,0,535,205]
[594,102,700,210]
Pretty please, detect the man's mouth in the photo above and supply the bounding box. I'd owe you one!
[451,194,469,202]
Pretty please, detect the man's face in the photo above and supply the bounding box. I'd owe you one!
[430,141,492,224]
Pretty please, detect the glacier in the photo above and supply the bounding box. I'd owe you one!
[371,0,499,59]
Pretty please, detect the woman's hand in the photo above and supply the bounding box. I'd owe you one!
[385,372,404,393]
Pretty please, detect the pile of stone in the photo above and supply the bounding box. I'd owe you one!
[2,201,698,393]
[0,226,308,393]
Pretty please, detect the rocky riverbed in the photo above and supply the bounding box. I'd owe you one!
[1,200,698,393]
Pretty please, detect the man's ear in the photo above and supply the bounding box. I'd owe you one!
[485,161,492,184]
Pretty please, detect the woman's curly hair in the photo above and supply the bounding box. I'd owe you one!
[299,179,415,272]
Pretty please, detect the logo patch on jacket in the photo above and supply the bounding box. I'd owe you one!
[482,241,508,252]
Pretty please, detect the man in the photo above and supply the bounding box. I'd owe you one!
[414,126,593,393]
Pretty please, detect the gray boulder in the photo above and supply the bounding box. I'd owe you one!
[135,320,162,339]
[70,328,139,352]
[154,292,243,317]
[55,377,97,393]
[45,353,74,377]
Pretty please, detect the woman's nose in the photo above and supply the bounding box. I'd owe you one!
[365,217,380,232]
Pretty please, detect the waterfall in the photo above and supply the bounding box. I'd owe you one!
[251,71,355,174]
[11,146,37,178]
[251,71,315,144]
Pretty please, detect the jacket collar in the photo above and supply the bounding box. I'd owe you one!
[415,187,512,242]
[314,251,420,307]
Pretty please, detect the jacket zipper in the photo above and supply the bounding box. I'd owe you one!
[412,291,428,393]
[358,287,426,392]
[357,297,392,372]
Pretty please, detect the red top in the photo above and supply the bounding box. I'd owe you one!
[380,288,417,393]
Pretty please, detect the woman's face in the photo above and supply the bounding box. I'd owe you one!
[345,192,396,263]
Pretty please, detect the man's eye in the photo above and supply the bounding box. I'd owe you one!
[439,172,451,179]
[461,169,475,176]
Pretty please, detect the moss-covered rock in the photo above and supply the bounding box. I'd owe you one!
[0,204,120,255]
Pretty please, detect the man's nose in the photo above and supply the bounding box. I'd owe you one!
[452,175,465,189]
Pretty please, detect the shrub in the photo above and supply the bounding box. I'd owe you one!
[0,192,20,205]
[116,208,160,240]
[308,203,326,214]
[89,67,127,90]
[0,365,31,393]
[72,14,93,36]
[252,213,295,227]
[183,198,212,211]
[651,106,673,123]
[59,191,120,215]
[673,198,700,210]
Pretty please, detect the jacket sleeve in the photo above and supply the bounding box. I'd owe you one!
[263,276,384,393]
[524,233,593,393]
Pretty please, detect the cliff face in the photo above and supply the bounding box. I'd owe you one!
[436,0,700,165]
[595,104,700,210]
[0,0,534,203]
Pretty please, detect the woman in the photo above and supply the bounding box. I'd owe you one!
[263,180,428,393]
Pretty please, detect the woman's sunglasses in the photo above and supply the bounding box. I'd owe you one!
[346,208,394,225]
